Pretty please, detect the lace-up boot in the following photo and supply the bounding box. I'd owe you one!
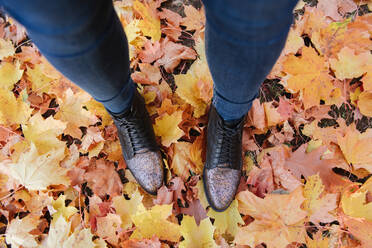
[203,105,245,211]
[108,90,164,195]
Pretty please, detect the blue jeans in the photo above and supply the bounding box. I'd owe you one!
[0,0,297,120]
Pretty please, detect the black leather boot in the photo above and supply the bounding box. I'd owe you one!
[203,105,245,211]
[107,90,164,195]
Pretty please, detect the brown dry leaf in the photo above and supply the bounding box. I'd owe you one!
[181,5,205,31]
[155,38,197,73]
[96,213,122,246]
[284,144,349,190]
[121,236,162,248]
[131,62,162,85]
[341,213,372,247]
[138,40,163,63]
[247,99,266,130]
[158,8,182,27]
[84,159,123,198]
[235,187,307,248]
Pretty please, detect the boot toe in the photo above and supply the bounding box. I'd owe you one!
[126,150,164,195]
[203,166,241,211]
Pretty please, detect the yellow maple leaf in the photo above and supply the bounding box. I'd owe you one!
[22,113,66,154]
[179,215,216,248]
[54,88,98,138]
[0,88,31,125]
[337,123,372,171]
[153,110,184,147]
[112,189,144,229]
[283,46,335,109]
[4,142,69,191]
[0,39,15,60]
[207,199,244,237]
[357,91,372,117]
[51,194,78,225]
[263,101,283,127]
[305,232,329,248]
[0,61,23,90]
[235,187,307,248]
[41,215,102,248]
[130,204,181,242]
[175,72,208,118]
[26,64,54,94]
[303,174,337,224]
[5,215,39,248]
[133,0,161,41]
[341,177,372,220]
[329,47,371,80]
[84,98,113,127]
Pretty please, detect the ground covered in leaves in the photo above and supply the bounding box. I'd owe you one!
[0,0,372,247]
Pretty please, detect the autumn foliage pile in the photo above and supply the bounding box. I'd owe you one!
[0,0,372,247]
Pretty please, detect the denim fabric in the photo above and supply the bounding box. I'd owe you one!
[203,0,298,120]
[1,0,297,118]
[0,0,134,114]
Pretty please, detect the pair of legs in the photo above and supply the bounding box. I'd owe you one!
[1,0,297,210]
[1,0,297,120]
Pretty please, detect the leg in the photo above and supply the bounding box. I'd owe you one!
[1,0,164,194]
[202,0,298,211]
[1,0,134,113]
[203,0,298,120]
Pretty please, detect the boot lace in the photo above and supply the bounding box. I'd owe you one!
[214,120,241,167]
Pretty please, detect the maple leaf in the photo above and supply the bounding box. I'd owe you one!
[113,189,144,229]
[84,98,113,127]
[175,72,208,118]
[284,144,349,190]
[329,47,371,80]
[158,8,182,27]
[0,88,31,125]
[341,177,372,220]
[303,174,338,224]
[181,5,205,31]
[54,88,98,138]
[41,215,102,248]
[5,215,38,248]
[131,204,181,242]
[131,62,162,85]
[84,159,123,198]
[0,39,15,59]
[0,61,23,90]
[96,213,122,246]
[138,40,163,64]
[22,113,66,154]
[357,91,372,117]
[337,123,372,171]
[171,141,202,180]
[341,214,372,247]
[235,187,307,248]
[179,215,216,248]
[50,194,78,225]
[26,64,54,94]
[121,236,162,248]
[207,199,244,237]
[133,0,161,41]
[155,38,197,73]
[80,126,104,152]
[263,101,283,127]
[247,99,266,130]
[153,110,184,147]
[283,46,335,109]
[3,142,69,191]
